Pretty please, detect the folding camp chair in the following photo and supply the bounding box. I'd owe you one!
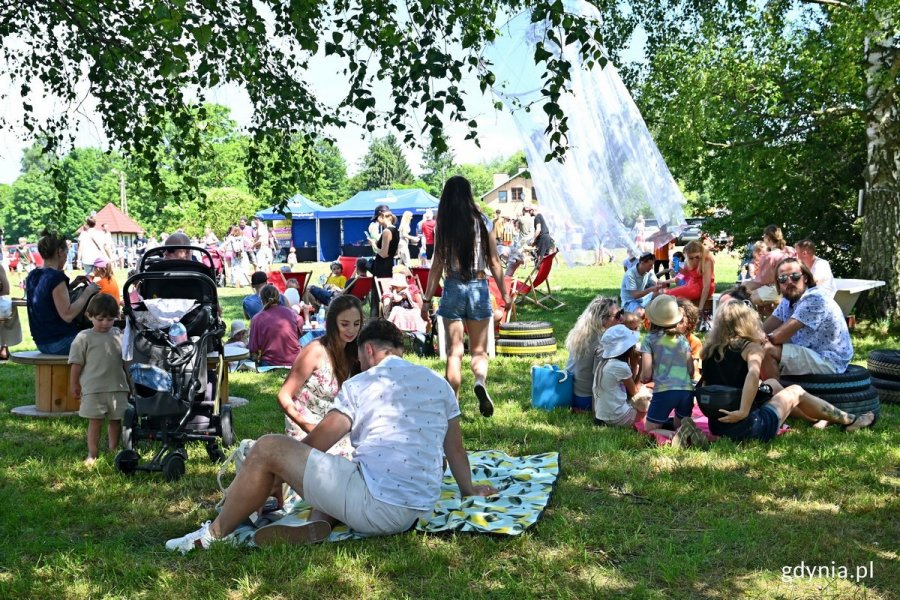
[513,250,565,311]
[411,266,441,300]
[282,271,311,297]
[337,256,358,279]
[344,276,373,302]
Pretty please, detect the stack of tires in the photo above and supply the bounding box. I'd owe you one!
[780,364,881,418]
[496,321,557,356]
[867,350,900,405]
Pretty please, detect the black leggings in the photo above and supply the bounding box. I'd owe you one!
[654,259,670,279]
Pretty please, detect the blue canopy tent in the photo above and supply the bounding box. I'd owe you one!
[315,189,439,261]
[256,194,326,261]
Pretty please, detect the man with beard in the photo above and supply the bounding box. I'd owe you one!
[762,257,852,377]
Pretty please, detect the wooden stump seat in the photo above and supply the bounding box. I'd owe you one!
[10,351,80,414]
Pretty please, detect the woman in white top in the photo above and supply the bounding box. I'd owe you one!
[422,176,510,417]
[396,211,417,267]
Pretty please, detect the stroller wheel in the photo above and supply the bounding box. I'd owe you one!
[206,442,226,463]
[218,404,235,448]
[161,451,186,482]
[122,407,136,451]
[115,450,140,475]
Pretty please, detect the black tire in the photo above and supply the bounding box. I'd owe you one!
[161,452,186,482]
[780,365,871,394]
[867,350,900,381]
[818,386,881,415]
[114,449,140,476]
[871,375,900,391]
[219,404,235,448]
[872,385,900,405]
[496,336,557,356]
[498,321,554,340]
[121,407,135,451]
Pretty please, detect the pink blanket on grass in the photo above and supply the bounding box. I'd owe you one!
[633,405,789,445]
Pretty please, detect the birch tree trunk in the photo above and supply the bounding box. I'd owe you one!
[858,14,900,321]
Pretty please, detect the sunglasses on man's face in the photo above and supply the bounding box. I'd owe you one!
[777,273,804,284]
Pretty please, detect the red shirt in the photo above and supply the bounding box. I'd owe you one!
[421,220,436,245]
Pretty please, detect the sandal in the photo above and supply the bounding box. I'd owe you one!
[842,412,876,433]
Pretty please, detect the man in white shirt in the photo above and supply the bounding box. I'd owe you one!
[794,239,835,297]
[166,319,497,553]
[76,217,110,274]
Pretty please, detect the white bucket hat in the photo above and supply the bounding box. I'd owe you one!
[600,324,641,358]
[646,295,683,328]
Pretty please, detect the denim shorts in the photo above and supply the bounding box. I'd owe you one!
[37,332,79,356]
[437,276,493,321]
[646,389,695,424]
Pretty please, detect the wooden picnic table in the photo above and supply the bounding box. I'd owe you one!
[11,344,250,418]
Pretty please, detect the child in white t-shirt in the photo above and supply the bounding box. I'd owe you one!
[68,293,129,465]
[593,324,648,427]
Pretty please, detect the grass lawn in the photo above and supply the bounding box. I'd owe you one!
[1,252,898,599]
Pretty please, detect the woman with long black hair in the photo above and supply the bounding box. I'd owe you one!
[422,176,510,417]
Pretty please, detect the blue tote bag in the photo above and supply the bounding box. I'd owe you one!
[531,364,574,410]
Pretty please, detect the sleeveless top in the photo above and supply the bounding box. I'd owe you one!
[285,357,353,457]
[372,226,399,277]
[445,215,488,280]
[701,341,764,437]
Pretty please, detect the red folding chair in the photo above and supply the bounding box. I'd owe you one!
[283,271,312,297]
[344,276,373,302]
[337,256,357,279]
[488,275,517,329]
[514,250,565,311]
[267,271,287,293]
[412,266,441,298]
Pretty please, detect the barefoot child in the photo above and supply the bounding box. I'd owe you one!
[68,293,130,464]
[593,324,649,427]
[677,298,702,382]
[640,295,705,447]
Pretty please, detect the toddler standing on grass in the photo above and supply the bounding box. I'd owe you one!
[68,293,130,465]
[640,295,706,447]
[676,298,703,382]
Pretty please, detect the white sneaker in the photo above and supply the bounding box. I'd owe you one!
[165,521,216,554]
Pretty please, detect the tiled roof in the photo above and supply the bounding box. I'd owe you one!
[93,203,144,234]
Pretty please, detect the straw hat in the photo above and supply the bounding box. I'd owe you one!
[646,295,683,328]
[600,325,641,359]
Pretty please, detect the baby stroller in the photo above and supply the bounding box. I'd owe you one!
[202,246,227,287]
[114,246,234,481]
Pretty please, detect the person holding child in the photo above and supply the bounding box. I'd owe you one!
[68,293,129,465]
[565,296,622,412]
[593,324,648,427]
[26,230,100,355]
[640,295,707,447]
[700,300,875,442]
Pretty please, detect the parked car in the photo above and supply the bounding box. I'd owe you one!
[676,217,704,245]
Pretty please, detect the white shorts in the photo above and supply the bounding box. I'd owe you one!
[755,285,781,303]
[303,449,429,535]
[780,343,836,376]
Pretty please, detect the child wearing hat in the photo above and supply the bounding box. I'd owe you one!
[381,268,427,332]
[640,295,706,447]
[227,320,248,347]
[90,257,120,302]
[593,324,648,427]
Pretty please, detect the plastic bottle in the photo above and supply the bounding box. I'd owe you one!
[168,322,188,345]
[317,306,326,324]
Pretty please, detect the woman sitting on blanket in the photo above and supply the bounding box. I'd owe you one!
[564,296,624,412]
[699,300,875,442]
[276,294,364,457]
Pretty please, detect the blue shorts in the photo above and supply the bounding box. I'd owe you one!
[436,276,493,322]
[37,332,79,356]
[646,389,695,424]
